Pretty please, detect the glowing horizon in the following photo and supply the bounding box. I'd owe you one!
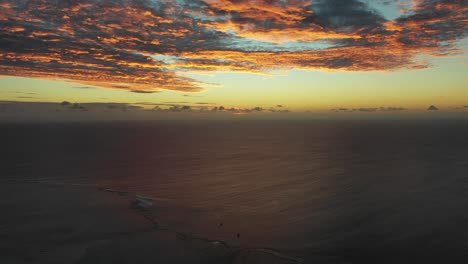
[0,0,467,114]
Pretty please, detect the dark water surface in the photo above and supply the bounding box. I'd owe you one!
[2,120,468,262]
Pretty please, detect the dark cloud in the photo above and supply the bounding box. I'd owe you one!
[269,106,290,113]
[358,108,379,112]
[312,0,387,33]
[332,108,352,112]
[428,105,439,111]
[379,107,407,111]
[130,90,158,94]
[164,105,192,112]
[252,107,263,112]
[111,85,130,89]
[73,86,95,89]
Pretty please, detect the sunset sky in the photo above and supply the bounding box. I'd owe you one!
[0,0,467,113]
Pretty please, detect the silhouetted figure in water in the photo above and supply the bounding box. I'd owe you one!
[236,233,240,238]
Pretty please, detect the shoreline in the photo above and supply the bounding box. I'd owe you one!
[0,179,304,264]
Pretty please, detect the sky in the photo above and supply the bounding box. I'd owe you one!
[0,0,467,117]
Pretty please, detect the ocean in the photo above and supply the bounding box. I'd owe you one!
[2,120,468,263]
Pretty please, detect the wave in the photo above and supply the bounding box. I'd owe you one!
[12,179,304,263]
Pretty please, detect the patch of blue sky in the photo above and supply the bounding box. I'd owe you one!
[150,54,182,64]
[225,37,335,52]
[192,13,227,23]
[361,0,403,20]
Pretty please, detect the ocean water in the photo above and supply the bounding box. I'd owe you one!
[2,120,468,262]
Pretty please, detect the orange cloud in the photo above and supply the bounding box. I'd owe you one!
[0,0,466,92]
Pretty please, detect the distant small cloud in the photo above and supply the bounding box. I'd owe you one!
[379,107,406,111]
[331,108,351,112]
[427,105,439,111]
[57,101,87,111]
[206,105,275,114]
[331,106,407,112]
[358,108,378,112]
[1,101,292,122]
[252,107,263,112]
[7,91,37,95]
[164,105,192,112]
[131,90,157,94]
[73,86,95,89]
[277,105,283,108]
[113,85,131,89]
[134,102,158,106]
[183,94,203,98]
[270,108,290,113]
